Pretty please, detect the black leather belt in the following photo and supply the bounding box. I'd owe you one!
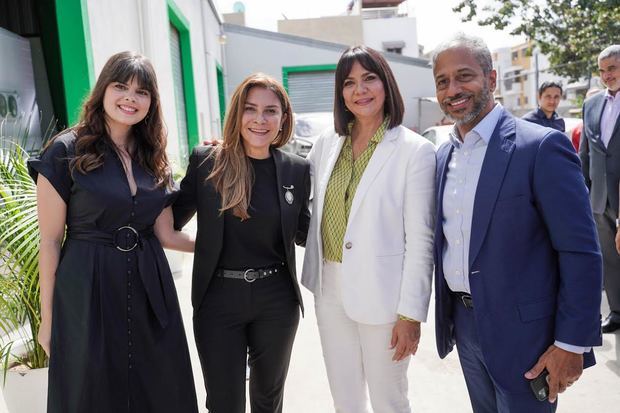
[215,263,286,283]
[67,225,154,252]
[453,291,474,309]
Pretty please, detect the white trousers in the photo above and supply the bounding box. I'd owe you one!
[315,261,411,413]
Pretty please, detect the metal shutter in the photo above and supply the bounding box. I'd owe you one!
[169,24,189,166]
[287,71,335,113]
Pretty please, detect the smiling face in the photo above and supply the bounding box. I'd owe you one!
[599,55,620,94]
[538,86,562,118]
[240,86,287,158]
[102,77,151,138]
[342,61,386,124]
[433,46,496,137]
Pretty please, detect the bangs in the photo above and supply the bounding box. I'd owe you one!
[110,58,157,92]
[336,49,383,85]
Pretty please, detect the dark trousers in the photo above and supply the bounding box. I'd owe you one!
[594,204,620,318]
[452,295,557,413]
[193,271,300,413]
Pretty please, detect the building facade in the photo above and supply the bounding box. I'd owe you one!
[276,0,419,58]
[493,41,593,117]
[0,0,225,169]
[223,23,439,132]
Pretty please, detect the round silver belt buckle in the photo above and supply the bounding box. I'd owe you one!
[115,225,139,252]
[243,268,257,283]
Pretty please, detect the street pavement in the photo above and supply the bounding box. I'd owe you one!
[1,245,617,412]
[176,246,620,413]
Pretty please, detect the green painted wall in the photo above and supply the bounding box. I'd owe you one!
[167,0,200,150]
[216,63,226,130]
[54,0,95,125]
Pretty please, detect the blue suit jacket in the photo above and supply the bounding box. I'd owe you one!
[433,108,603,393]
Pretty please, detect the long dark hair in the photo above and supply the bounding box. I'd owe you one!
[68,51,170,187]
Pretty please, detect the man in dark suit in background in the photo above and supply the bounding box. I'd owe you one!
[580,44,620,334]
[432,33,602,412]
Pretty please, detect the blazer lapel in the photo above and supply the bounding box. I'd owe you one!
[314,135,345,230]
[434,142,454,263]
[271,148,292,251]
[469,110,516,268]
[347,127,398,224]
[610,107,620,147]
[592,95,608,152]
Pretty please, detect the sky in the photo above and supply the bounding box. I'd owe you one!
[214,0,525,53]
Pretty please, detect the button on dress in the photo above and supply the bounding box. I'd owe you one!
[28,132,198,413]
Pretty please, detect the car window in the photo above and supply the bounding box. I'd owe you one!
[295,115,333,138]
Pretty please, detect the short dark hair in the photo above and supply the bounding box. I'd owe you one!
[333,46,404,136]
[538,81,563,97]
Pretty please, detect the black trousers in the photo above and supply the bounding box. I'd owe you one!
[194,271,300,413]
[594,204,620,318]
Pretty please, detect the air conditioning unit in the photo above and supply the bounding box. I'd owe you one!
[0,27,42,150]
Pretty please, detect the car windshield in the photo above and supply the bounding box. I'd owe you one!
[295,114,332,138]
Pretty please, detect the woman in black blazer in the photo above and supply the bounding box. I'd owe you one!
[173,73,311,413]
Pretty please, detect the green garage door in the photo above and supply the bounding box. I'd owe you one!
[287,70,335,113]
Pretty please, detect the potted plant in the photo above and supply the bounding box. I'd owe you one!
[0,132,50,412]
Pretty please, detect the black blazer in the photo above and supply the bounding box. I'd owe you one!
[580,90,620,215]
[173,145,311,312]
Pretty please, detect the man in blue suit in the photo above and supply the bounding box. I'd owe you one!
[431,33,602,412]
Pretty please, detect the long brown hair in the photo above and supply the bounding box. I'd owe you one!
[69,51,170,187]
[208,73,294,220]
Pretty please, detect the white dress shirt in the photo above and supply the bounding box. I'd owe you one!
[441,104,588,354]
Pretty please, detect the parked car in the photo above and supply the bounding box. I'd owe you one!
[421,124,453,147]
[283,112,333,157]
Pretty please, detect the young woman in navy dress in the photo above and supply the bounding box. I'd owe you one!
[29,51,198,413]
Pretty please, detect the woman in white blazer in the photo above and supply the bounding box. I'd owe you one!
[301,46,436,413]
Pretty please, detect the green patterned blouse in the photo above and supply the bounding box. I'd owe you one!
[321,117,389,262]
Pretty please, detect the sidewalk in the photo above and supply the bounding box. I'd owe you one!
[177,246,620,413]
[1,246,617,412]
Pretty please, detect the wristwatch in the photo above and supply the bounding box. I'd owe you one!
[616,218,620,229]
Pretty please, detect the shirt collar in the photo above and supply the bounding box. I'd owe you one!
[449,103,503,148]
[536,107,558,120]
[605,89,620,101]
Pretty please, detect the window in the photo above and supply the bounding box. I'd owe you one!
[386,47,402,54]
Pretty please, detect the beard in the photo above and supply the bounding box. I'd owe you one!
[604,79,620,93]
[441,81,492,126]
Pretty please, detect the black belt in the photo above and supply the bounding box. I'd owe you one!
[67,225,154,252]
[453,291,474,309]
[215,263,286,283]
[65,225,170,329]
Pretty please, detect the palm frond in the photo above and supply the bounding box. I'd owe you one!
[0,139,47,374]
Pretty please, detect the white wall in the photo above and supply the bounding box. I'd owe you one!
[85,0,223,169]
[224,25,437,131]
[363,16,419,58]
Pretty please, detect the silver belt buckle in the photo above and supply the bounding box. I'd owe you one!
[115,225,139,252]
[243,268,257,283]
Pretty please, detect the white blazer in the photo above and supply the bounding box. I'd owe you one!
[301,125,436,325]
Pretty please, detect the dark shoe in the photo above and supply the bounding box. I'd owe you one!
[602,315,620,334]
